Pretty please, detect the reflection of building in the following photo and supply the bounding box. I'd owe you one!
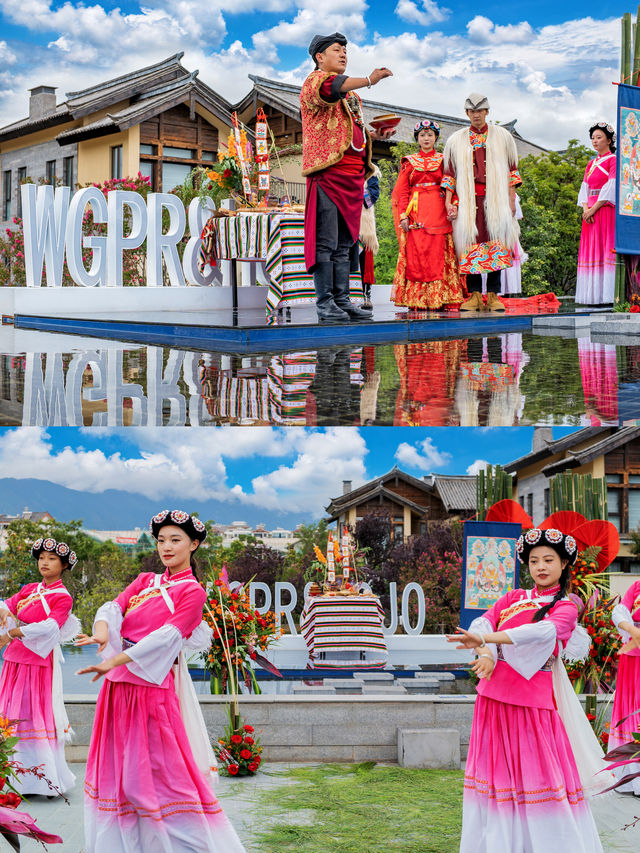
[0,53,236,229]
[0,509,54,549]
[505,426,640,572]
[84,528,155,556]
[325,468,476,541]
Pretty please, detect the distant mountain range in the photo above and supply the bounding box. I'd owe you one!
[0,478,311,530]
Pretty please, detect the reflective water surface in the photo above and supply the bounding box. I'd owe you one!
[1,331,637,427]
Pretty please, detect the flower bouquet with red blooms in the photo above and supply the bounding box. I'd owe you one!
[0,715,63,849]
[215,707,263,778]
[564,594,622,695]
[203,566,282,695]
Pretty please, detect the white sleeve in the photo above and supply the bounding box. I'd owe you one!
[469,615,497,663]
[20,618,61,658]
[598,178,616,204]
[612,603,634,642]
[0,602,17,631]
[577,181,589,205]
[93,601,124,661]
[183,621,213,652]
[125,624,183,685]
[502,620,557,680]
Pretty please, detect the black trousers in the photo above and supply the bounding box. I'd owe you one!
[315,187,358,268]
[467,270,501,293]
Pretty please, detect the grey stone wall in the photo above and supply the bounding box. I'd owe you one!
[1,139,77,229]
[516,471,550,525]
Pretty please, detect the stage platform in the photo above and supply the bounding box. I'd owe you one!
[9,301,595,354]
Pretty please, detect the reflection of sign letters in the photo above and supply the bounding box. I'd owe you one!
[21,185,223,288]
[22,348,208,427]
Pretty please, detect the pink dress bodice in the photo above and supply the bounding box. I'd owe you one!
[107,568,206,688]
[584,153,616,194]
[3,580,72,668]
[618,580,640,658]
[476,588,578,710]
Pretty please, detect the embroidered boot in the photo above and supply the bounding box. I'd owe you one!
[486,291,506,312]
[460,291,483,311]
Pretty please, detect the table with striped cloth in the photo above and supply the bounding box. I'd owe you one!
[300,595,388,669]
[214,212,364,316]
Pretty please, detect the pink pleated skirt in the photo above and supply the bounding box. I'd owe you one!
[84,678,245,853]
[461,695,602,853]
[576,202,615,304]
[0,659,75,794]
[609,654,640,795]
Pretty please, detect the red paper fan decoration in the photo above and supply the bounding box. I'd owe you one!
[485,499,533,528]
[572,520,620,571]
[539,511,587,538]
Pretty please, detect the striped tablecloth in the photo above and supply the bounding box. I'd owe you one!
[215,212,364,315]
[300,594,388,669]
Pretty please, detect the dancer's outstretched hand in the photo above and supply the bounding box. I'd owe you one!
[76,661,112,682]
[471,655,495,680]
[445,627,482,649]
[75,632,107,654]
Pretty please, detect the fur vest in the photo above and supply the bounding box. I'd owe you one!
[443,124,519,255]
[359,165,381,253]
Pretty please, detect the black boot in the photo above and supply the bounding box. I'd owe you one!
[313,262,349,322]
[333,262,373,320]
[362,282,373,310]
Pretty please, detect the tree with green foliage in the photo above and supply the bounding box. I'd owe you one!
[517,140,592,296]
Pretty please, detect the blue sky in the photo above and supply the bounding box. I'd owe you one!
[0,1,625,148]
[0,426,577,528]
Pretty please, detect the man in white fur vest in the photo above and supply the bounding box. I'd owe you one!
[442,93,522,311]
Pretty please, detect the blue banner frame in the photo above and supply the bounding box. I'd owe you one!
[616,83,640,254]
[460,520,521,630]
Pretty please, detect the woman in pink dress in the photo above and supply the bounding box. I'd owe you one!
[576,123,617,305]
[611,579,640,795]
[0,537,77,795]
[77,510,245,853]
[448,528,603,853]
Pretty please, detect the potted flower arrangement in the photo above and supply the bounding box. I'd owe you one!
[203,566,281,695]
[215,713,263,778]
[0,715,63,850]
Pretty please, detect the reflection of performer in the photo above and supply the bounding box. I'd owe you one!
[394,340,464,425]
[576,123,616,305]
[443,93,522,313]
[448,528,604,853]
[308,348,364,425]
[455,336,522,426]
[577,338,618,425]
[392,119,464,310]
[300,32,393,322]
[0,538,77,795]
[78,511,246,853]
[611,579,640,795]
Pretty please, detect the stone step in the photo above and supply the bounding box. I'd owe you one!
[291,685,336,694]
[398,728,461,769]
[395,678,439,694]
[361,684,407,695]
[323,678,364,694]
[360,671,395,681]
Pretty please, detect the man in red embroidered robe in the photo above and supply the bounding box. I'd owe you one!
[300,32,393,322]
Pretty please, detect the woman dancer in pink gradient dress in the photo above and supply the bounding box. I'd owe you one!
[0,537,77,795]
[576,123,617,305]
[610,578,640,795]
[77,510,245,853]
[447,528,603,853]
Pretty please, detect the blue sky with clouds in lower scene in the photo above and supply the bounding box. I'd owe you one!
[0,1,626,149]
[0,426,577,528]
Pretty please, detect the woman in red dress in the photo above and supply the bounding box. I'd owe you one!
[392,120,464,310]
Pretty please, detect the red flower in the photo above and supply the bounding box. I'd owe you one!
[240,749,252,760]
[214,579,223,587]
[230,734,243,744]
[244,736,255,745]
[243,725,254,733]
[254,755,261,765]
[248,762,258,772]
[223,169,232,178]
[227,764,239,775]
[0,776,5,790]
[631,305,640,313]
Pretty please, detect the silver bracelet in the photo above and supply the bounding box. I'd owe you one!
[475,631,486,649]
[366,75,372,88]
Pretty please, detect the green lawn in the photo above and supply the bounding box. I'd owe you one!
[254,763,464,853]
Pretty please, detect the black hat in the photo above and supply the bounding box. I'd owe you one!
[31,537,77,568]
[516,528,577,567]
[308,32,347,61]
[150,510,207,544]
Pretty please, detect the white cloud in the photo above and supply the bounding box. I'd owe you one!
[394,437,452,470]
[252,0,368,54]
[395,0,450,27]
[466,15,533,45]
[0,427,368,516]
[466,458,490,475]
